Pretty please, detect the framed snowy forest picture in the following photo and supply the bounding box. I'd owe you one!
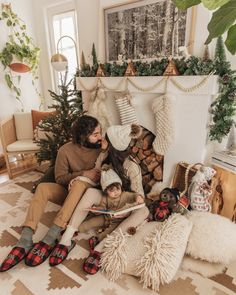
[104,0,196,62]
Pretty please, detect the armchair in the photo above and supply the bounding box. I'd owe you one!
[0,112,40,178]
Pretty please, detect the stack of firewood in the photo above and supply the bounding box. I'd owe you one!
[130,128,163,194]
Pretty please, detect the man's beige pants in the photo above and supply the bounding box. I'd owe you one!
[23,180,92,231]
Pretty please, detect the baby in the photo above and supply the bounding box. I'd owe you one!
[78,168,144,247]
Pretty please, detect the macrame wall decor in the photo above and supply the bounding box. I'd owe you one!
[115,91,139,125]
[87,86,112,133]
[152,93,174,155]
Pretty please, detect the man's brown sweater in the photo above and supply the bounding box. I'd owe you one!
[55,142,101,187]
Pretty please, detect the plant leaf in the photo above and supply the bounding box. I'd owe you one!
[202,0,230,10]
[205,0,236,44]
[171,0,201,9]
[225,24,236,54]
[5,74,12,89]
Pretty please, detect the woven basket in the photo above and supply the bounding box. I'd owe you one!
[171,162,203,195]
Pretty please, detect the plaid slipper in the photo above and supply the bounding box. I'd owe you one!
[83,250,101,275]
[49,240,76,266]
[0,247,28,272]
[25,241,54,267]
[88,236,99,251]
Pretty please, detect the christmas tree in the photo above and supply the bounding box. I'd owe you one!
[35,76,83,165]
[209,36,236,142]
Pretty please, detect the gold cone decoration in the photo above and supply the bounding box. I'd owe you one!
[125,61,136,76]
[96,64,105,77]
[163,57,179,76]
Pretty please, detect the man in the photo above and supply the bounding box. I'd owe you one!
[0,115,103,271]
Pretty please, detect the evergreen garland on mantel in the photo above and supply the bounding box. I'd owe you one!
[209,37,236,142]
[76,42,236,143]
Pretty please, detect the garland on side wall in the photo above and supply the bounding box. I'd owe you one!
[76,43,236,143]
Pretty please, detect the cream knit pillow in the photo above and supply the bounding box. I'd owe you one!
[100,214,192,292]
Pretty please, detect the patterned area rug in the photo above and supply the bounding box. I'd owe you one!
[0,171,236,295]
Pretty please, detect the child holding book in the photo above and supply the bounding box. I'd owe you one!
[78,168,145,242]
[49,168,148,270]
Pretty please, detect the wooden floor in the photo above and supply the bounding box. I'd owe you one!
[0,154,44,184]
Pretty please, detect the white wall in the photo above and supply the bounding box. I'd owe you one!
[31,0,236,108]
[0,0,42,119]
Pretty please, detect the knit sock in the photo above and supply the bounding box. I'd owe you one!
[16,227,34,252]
[42,224,62,246]
[60,225,77,247]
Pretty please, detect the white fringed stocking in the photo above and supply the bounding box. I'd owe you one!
[152,94,174,155]
[88,87,112,133]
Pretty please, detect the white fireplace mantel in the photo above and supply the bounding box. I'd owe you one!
[76,75,219,187]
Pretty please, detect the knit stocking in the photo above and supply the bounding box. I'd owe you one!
[115,92,138,125]
[152,94,174,155]
[88,87,112,133]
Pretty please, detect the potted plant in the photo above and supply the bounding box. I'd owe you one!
[0,4,40,108]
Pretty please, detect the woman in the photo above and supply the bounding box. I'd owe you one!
[49,124,149,274]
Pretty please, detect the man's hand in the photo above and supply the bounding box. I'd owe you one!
[83,168,101,183]
[136,195,144,204]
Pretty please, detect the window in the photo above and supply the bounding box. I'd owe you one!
[47,2,79,88]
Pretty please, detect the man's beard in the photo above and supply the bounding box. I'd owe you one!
[83,139,102,149]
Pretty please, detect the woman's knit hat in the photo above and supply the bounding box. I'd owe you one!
[100,169,122,191]
[106,123,142,151]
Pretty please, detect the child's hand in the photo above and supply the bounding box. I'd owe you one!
[113,212,130,218]
[136,195,144,204]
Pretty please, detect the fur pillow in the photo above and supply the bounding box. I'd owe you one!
[185,211,236,264]
[180,256,226,277]
[100,214,192,292]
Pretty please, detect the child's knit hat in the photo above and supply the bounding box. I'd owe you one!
[106,124,142,151]
[100,169,122,191]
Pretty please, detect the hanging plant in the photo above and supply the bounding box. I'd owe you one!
[0,4,40,109]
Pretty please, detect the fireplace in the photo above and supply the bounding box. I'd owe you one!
[77,75,218,188]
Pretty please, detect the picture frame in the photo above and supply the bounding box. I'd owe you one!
[104,0,196,62]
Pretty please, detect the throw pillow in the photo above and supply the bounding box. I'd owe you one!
[14,112,34,140]
[185,211,236,264]
[180,255,226,278]
[100,214,192,292]
[31,109,56,131]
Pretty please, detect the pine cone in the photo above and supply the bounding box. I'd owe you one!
[127,227,136,235]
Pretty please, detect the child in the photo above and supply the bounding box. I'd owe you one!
[78,168,144,243]
[48,168,146,269]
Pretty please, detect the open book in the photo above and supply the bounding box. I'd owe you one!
[84,203,145,217]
